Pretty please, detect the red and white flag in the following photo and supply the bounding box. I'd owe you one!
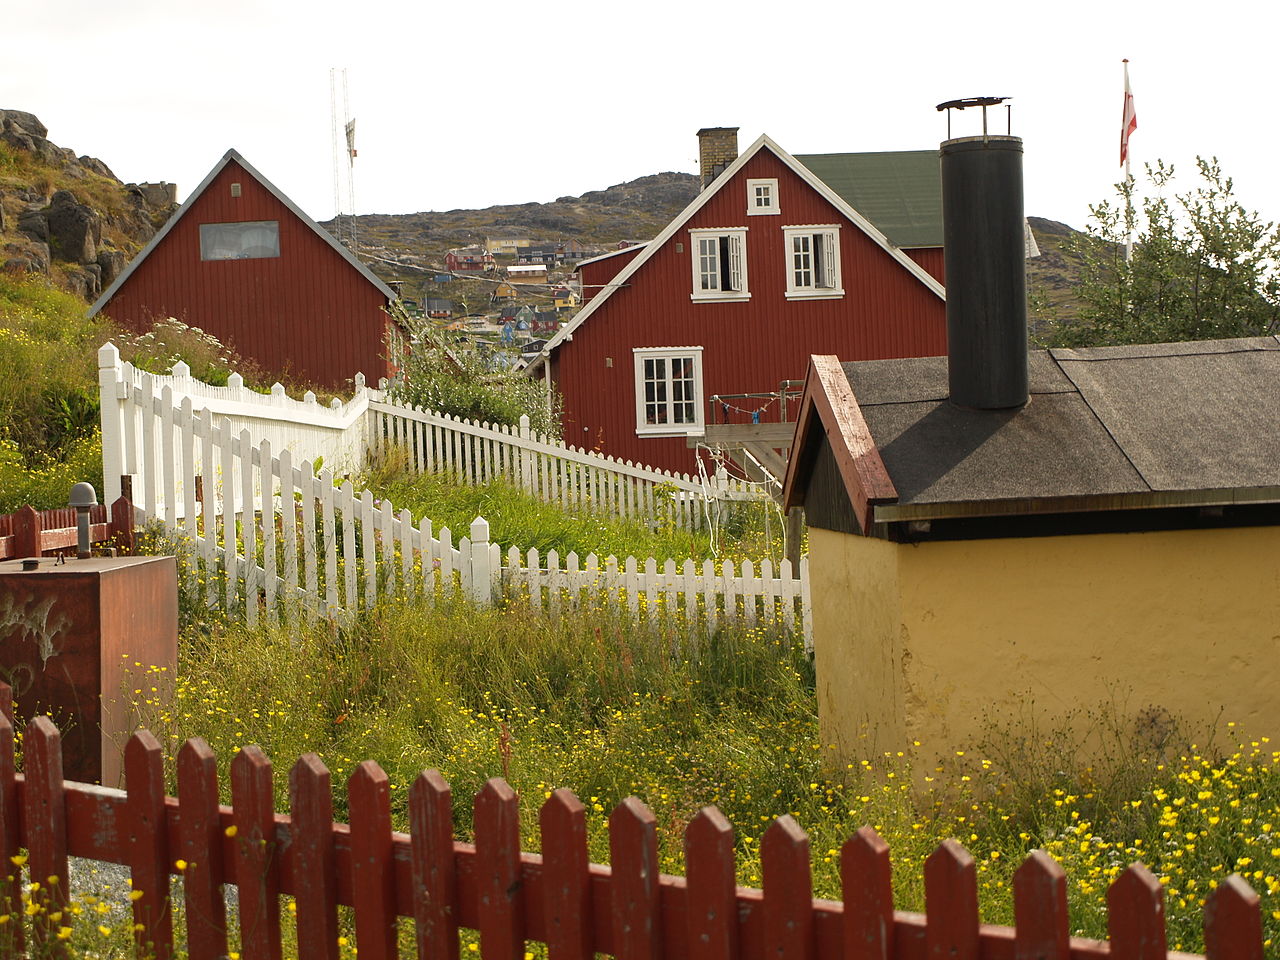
[1120,60,1138,166]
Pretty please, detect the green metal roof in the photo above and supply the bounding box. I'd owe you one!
[795,150,941,249]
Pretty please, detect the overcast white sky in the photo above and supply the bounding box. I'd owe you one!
[9,0,1276,233]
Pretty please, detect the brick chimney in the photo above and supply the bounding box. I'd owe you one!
[697,127,739,190]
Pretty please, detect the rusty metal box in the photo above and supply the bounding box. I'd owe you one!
[0,555,177,787]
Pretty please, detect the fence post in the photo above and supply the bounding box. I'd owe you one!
[518,415,532,493]
[469,516,492,606]
[98,342,126,506]
[14,505,40,558]
[111,497,135,554]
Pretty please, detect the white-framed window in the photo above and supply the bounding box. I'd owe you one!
[746,178,779,216]
[688,228,749,302]
[783,224,843,299]
[633,347,705,436]
[199,220,281,261]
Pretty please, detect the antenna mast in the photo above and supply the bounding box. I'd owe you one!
[329,67,359,255]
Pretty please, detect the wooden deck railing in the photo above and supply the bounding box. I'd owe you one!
[0,694,1263,960]
[0,498,134,561]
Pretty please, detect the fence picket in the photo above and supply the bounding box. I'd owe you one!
[240,429,257,626]
[1013,850,1069,960]
[362,489,377,609]
[180,396,197,556]
[1204,875,1263,960]
[142,377,157,519]
[1108,865,1166,960]
[410,770,460,960]
[126,731,175,960]
[177,738,228,960]
[290,755,339,960]
[200,408,217,608]
[231,745,282,960]
[321,469,338,618]
[609,798,661,960]
[925,841,979,960]
[300,463,318,623]
[702,559,717,634]
[260,438,278,624]
[684,807,737,960]
[23,718,68,957]
[540,789,593,960]
[842,827,893,960]
[763,817,815,960]
[421,517,436,594]
[380,499,396,596]
[742,559,757,627]
[221,419,238,613]
[342,481,358,615]
[161,385,177,528]
[279,449,298,626]
[349,762,398,960]
[475,779,524,960]
[400,508,415,597]
[0,711,23,957]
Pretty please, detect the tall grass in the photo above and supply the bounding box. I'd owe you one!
[121,586,1280,951]
[359,453,784,562]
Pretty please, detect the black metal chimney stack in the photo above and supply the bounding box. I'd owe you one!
[937,97,1027,409]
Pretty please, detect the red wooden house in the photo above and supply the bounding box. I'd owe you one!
[90,149,397,390]
[523,132,948,473]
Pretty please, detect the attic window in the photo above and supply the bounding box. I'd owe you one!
[746,179,778,215]
[199,220,280,261]
[783,224,843,299]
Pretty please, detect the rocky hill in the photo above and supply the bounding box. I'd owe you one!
[0,109,177,300]
[0,109,1087,327]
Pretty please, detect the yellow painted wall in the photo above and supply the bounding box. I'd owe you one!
[811,525,1280,766]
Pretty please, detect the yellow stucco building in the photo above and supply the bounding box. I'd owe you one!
[784,343,1280,769]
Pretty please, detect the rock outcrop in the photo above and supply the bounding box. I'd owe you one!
[0,109,177,299]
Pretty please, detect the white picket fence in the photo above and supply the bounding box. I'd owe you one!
[369,403,766,533]
[97,344,809,643]
[503,549,811,647]
[98,344,767,533]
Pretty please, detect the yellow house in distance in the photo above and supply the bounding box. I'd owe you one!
[782,341,1280,768]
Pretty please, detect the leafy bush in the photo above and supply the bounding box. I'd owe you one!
[0,430,103,512]
[390,326,561,437]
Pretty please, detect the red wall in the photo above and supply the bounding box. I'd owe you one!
[906,247,945,284]
[553,148,947,473]
[578,247,644,302]
[100,160,392,390]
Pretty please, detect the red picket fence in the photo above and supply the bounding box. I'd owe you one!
[0,696,1265,960]
[0,498,134,560]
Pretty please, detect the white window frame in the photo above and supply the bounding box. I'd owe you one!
[688,228,750,302]
[632,347,706,437]
[746,178,779,216]
[783,224,843,299]
[199,220,281,261]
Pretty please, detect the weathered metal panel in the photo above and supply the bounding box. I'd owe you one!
[97,160,392,390]
[554,149,948,474]
[0,555,177,787]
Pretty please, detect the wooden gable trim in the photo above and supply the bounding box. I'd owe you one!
[522,134,946,376]
[89,148,395,317]
[782,355,897,534]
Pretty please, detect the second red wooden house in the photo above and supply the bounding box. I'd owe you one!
[523,129,949,473]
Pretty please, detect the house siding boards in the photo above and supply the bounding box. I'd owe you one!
[577,246,644,302]
[904,247,945,284]
[553,148,947,472]
[96,158,392,389]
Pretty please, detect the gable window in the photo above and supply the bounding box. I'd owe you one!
[783,225,843,299]
[688,228,749,302]
[746,178,779,216]
[633,347,705,436]
[199,220,281,261]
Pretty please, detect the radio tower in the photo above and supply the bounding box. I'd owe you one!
[329,68,358,254]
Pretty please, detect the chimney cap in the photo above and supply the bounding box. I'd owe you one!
[935,96,1010,112]
[696,126,739,136]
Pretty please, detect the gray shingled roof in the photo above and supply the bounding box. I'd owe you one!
[795,151,941,249]
[843,337,1280,515]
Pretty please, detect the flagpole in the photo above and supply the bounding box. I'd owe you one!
[1122,59,1134,264]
